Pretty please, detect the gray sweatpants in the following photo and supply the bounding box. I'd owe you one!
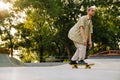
[71,42,86,61]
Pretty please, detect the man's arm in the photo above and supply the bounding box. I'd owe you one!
[80,26,87,46]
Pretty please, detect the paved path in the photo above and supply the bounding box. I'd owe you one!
[0,58,120,80]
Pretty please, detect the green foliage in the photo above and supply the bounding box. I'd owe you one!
[16,0,120,61]
[92,1,120,52]
[19,48,39,63]
[0,0,119,62]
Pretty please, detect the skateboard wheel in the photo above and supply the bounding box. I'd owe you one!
[72,65,78,69]
[88,66,91,69]
[85,65,91,69]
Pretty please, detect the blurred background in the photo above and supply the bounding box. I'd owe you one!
[0,0,119,63]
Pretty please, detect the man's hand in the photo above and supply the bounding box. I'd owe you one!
[83,39,87,46]
[89,41,92,49]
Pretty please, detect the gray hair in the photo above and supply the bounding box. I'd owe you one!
[88,6,96,11]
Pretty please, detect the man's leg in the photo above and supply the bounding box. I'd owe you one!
[71,42,87,60]
[69,42,79,64]
[71,42,84,61]
[77,44,87,64]
[79,45,86,60]
[71,49,79,61]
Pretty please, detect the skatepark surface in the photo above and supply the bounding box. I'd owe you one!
[0,54,23,67]
[0,53,120,80]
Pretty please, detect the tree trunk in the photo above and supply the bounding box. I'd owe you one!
[39,35,44,62]
[65,45,72,60]
[8,32,13,57]
[55,41,61,59]
[10,47,13,57]
[39,47,44,62]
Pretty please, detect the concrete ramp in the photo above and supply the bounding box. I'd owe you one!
[0,53,23,67]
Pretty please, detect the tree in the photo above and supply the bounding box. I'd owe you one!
[91,0,120,52]
[8,0,120,62]
[13,0,63,62]
[0,3,15,56]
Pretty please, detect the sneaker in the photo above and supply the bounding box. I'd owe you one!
[69,60,77,65]
[78,60,87,65]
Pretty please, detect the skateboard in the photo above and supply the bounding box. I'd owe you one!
[71,63,94,69]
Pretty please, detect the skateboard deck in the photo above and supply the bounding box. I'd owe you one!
[71,63,94,69]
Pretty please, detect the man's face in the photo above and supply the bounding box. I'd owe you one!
[88,8,95,16]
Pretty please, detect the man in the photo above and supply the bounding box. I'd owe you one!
[68,6,95,64]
